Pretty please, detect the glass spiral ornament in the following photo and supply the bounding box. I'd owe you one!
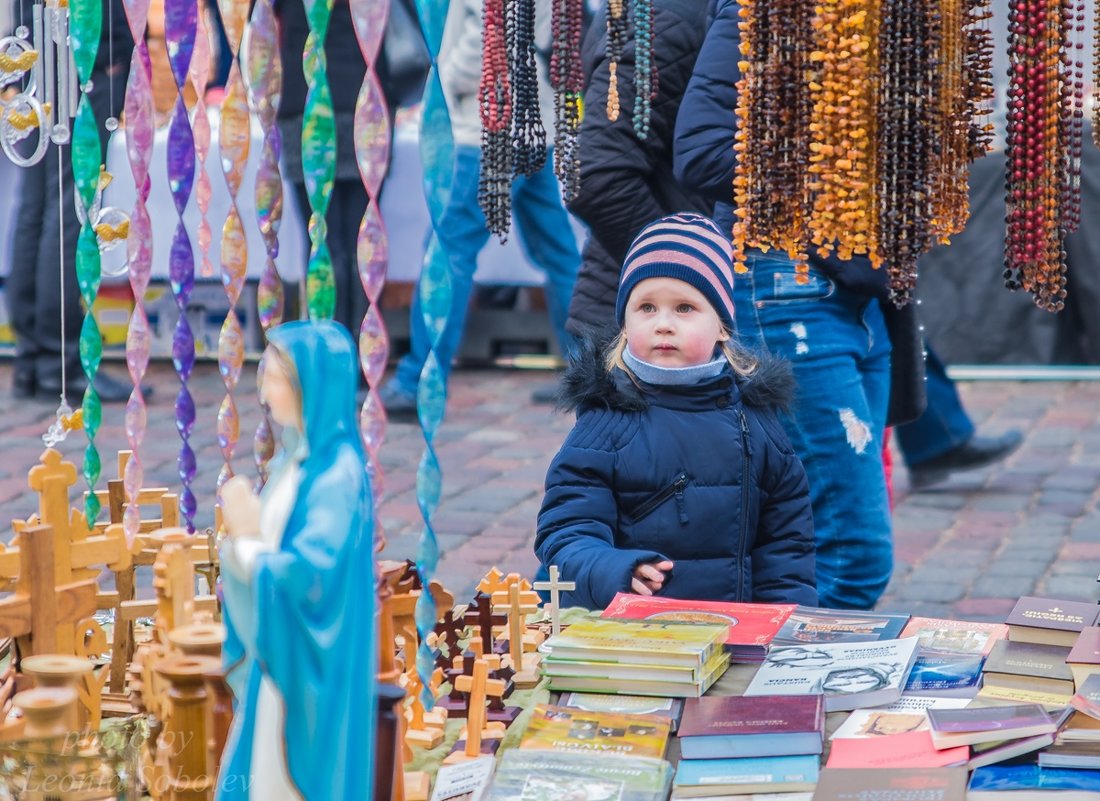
[301,0,336,319]
[121,0,156,546]
[215,0,252,494]
[69,0,104,524]
[244,0,285,487]
[413,0,453,711]
[164,0,199,530]
[190,10,213,278]
[350,0,392,546]
[1004,0,1085,311]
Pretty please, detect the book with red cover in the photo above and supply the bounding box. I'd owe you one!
[677,695,824,759]
[600,592,794,658]
[824,730,969,769]
[813,767,968,801]
[1005,596,1100,647]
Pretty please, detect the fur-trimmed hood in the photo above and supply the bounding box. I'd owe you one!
[556,326,797,414]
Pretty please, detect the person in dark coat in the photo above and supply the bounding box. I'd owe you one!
[564,0,712,333]
[535,213,817,611]
[672,0,925,610]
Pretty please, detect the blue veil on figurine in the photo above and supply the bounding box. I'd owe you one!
[215,320,378,801]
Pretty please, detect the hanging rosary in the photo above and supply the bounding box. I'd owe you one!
[549,0,583,201]
[478,0,513,238]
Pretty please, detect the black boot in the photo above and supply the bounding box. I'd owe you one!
[907,430,1023,491]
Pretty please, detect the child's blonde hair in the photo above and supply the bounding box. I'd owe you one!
[605,329,758,379]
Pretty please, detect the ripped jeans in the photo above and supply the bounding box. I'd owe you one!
[734,253,892,610]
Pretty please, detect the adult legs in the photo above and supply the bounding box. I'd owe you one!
[734,254,893,610]
[894,345,975,467]
[327,179,370,338]
[6,140,48,394]
[512,154,581,357]
[390,145,490,398]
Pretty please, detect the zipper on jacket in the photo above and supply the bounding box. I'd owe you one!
[633,471,689,523]
[736,410,750,600]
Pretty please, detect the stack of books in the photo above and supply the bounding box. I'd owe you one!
[1040,674,1100,769]
[926,703,1059,769]
[898,615,1008,699]
[670,695,822,799]
[977,638,1074,707]
[540,618,730,697]
[600,593,795,662]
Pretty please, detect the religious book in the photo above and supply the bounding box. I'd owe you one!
[1038,742,1100,770]
[1005,596,1100,648]
[545,650,730,698]
[1059,709,1100,741]
[519,703,671,760]
[484,750,673,801]
[1067,625,1100,689]
[670,753,819,799]
[828,697,970,741]
[744,636,920,711]
[542,618,728,668]
[824,730,968,769]
[899,615,1008,656]
[968,763,1100,800]
[600,592,795,659]
[982,639,1074,695]
[902,653,984,697]
[556,692,684,732]
[1069,672,1100,720]
[812,767,967,801]
[967,732,1056,770]
[972,682,1072,709]
[926,703,1057,748]
[677,695,824,759]
[772,606,909,646]
[429,757,496,801]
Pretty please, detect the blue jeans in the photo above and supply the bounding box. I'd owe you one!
[734,253,893,610]
[393,145,580,396]
[895,345,975,467]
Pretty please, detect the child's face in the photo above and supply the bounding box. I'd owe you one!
[623,277,728,367]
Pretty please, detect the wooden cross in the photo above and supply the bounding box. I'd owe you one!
[401,668,442,749]
[90,450,180,535]
[533,565,575,638]
[490,583,541,672]
[452,658,506,759]
[0,525,96,658]
[434,607,465,662]
[475,567,511,597]
[463,593,507,656]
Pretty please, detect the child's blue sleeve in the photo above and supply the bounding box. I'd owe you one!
[535,425,667,610]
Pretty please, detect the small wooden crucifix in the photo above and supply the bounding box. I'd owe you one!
[533,564,575,638]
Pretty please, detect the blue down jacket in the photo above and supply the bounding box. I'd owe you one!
[535,334,817,610]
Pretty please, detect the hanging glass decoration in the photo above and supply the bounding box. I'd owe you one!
[215,0,251,494]
[1004,0,1084,311]
[122,0,156,547]
[244,0,285,488]
[350,0,392,548]
[413,0,453,712]
[164,0,198,530]
[0,25,49,167]
[478,0,512,238]
[190,10,213,278]
[301,0,336,319]
[549,0,583,201]
[70,0,105,525]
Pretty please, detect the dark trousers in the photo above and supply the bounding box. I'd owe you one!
[6,65,126,387]
[293,179,370,336]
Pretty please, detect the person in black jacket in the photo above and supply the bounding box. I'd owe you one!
[536,213,816,610]
[564,0,711,334]
[672,0,921,610]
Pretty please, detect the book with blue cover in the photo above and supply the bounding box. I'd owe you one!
[903,653,984,697]
[672,753,819,798]
[968,763,1100,796]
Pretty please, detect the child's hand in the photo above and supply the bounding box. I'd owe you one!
[631,560,674,596]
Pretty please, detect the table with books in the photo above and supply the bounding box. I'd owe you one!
[420,590,1100,801]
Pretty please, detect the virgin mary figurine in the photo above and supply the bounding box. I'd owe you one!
[215,320,377,800]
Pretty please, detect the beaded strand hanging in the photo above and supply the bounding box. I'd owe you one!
[509,0,546,176]
[549,0,583,201]
[479,0,513,238]
[244,0,286,487]
[632,0,653,139]
[1004,0,1085,311]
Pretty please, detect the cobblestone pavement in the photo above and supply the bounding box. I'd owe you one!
[1,360,1098,618]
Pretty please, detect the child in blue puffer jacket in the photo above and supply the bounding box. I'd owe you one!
[535,213,817,610]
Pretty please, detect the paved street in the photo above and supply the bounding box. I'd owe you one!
[1,359,1098,619]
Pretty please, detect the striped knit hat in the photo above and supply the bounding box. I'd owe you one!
[616,213,736,329]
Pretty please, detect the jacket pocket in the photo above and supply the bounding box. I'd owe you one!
[631,471,690,524]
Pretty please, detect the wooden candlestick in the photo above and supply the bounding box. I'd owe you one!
[13,686,77,740]
[155,655,220,801]
[20,654,94,732]
[168,623,226,658]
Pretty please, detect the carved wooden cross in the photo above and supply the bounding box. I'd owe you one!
[0,525,96,658]
[533,565,576,638]
[491,583,541,671]
[453,658,506,758]
[434,608,465,663]
[463,593,507,656]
